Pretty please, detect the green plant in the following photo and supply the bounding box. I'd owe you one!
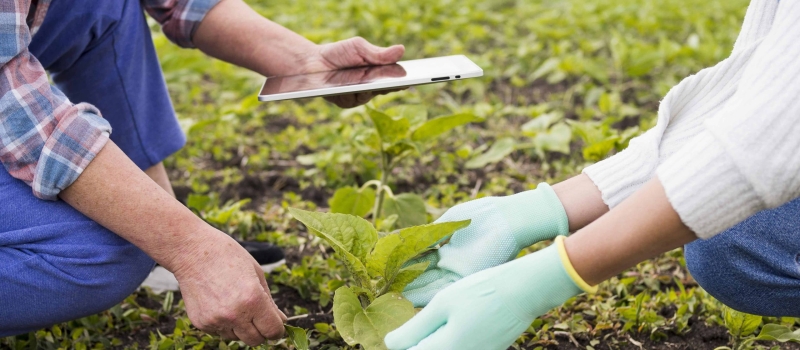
[288,207,469,350]
[328,106,482,230]
[715,306,800,350]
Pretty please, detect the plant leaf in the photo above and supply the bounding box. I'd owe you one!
[723,306,762,338]
[532,122,572,154]
[333,287,362,346]
[367,107,409,144]
[367,220,470,281]
[284,325,309,350]
[385,105,428,129]
[411,113,482,142]
[465,137,516,169]
[354,293,416,350]
[329,186,376,217]
[333,288,415,350]
[387,261,429,293]
[754,324,800,343]
[288,209,375,287]
[381,193,427,229]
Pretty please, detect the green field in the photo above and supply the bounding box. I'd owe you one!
[4,0,800,349]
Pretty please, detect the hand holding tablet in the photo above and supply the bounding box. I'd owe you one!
[258,55,483,103]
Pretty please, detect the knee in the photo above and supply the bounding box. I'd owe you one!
[78,240,155,310]
[685,234,800,316]
[685,239,754,313]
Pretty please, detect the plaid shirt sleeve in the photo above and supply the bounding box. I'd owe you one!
[0,0,111,200]
[143,0,221,48]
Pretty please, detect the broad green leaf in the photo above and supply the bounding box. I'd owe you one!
[288,208,377,262]
[410,113,482,142]
[465,137,516,169]
[353,293,416,350]
[329,186,376,217]
[532,122,572,154]
[521,112,562,133]
[333,287,362,346]
[367,108,409,144]
[284,325,309,350]
[367,220,470,281]
[387,261,429,293]
[288,209,374,287]
[381,193,427,229]
[754,324,800,342]
[385,105,428,129]
[333,288,415,350]
[723,306,762,337]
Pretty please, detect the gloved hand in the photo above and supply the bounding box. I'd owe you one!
[385,236,596,350]
[403,183,569,307]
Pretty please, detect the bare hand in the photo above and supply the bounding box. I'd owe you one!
[171,230,287,346]
[303,37,405,108]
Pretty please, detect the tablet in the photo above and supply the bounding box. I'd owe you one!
[258,55,483,102]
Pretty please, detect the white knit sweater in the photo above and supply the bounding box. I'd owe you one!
[583,0,800,239]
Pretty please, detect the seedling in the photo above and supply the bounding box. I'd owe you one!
[289,207,469,350]
[716,306,800,350]
[329,106,482,230]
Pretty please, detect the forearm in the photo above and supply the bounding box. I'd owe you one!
[59,141,212,272]
[552,174,609,232]
[193,0,318,77]
[564,177,697,285]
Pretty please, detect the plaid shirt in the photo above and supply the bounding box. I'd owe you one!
[1,0,218,200]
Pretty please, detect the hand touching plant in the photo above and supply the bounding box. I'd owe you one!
[385,236,596,350]
[402,183,570,306]
[171,229,288,346]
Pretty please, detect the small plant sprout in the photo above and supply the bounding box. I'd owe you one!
[715,306,800,350]
[329,106,482,231]
[289,207,469,350]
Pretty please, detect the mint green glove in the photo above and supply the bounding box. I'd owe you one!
[385,236,596,350]
[402,183,568,307]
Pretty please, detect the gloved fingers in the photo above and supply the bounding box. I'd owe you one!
[402,250,440,271]
[406,324,460,350]
[402,271,458,307]
[384,302,449,350]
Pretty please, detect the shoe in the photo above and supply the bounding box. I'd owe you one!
[141,240,286,294]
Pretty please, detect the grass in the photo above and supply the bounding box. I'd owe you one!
[4,0,800,349]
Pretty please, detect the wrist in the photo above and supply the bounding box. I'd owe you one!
[152,217,224,275]
[496,183,569,248]
[494,241,585,319]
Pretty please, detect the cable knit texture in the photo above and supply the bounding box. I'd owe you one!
[584,0,800,238]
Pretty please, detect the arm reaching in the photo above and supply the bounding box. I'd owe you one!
[386,177,695,350]
[60,141,287,346]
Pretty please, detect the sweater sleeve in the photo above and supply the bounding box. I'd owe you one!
[583,0,777,209]
[657,0,800,239]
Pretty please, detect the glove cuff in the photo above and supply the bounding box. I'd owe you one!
[497,183,570,249]
[554,236,598,294]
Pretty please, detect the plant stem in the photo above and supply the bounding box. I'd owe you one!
[371,147,390,224]
[360,180,382,191]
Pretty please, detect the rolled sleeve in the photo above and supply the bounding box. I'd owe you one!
[143,0,221,48]
[0,1,111,200]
